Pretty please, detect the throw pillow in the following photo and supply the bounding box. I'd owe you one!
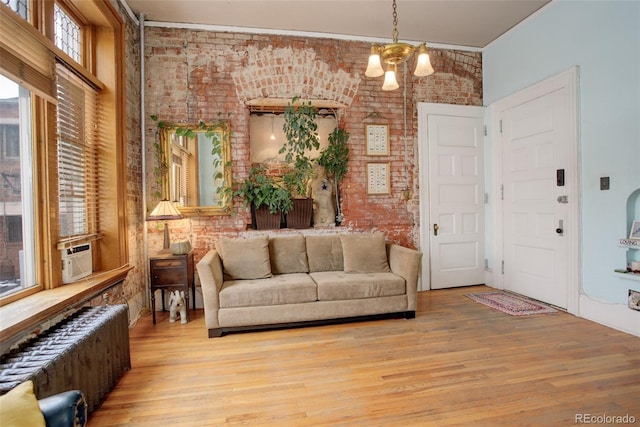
[216,236,272,280]
[0,380,46,427]
[269,235,309,274]
[306,235,344,272]
[340,233,391,274]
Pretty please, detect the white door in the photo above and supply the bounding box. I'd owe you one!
[496,70,578,310]
[419,105,485,289]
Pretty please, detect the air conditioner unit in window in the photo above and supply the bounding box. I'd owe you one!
[61,242,93,284]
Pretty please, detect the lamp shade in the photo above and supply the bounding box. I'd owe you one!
[147,200,182,220]
[365,46,384,78]
[382,64,399,91]
[414,44,435,77]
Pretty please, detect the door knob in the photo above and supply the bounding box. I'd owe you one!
[556,219,564,235]
[433,224,439,236]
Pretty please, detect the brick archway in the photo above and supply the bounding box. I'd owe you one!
[231,46,360,109]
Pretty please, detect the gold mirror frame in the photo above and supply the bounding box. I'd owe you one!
[160,123,232,216]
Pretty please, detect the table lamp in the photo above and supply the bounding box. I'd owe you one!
[147,200,183,255]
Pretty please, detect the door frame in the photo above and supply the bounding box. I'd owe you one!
[417,103,486,291]
[489,67,580,315]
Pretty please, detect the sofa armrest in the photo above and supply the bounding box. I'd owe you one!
[387,244,422,311]
[38,390,87,427]
[196,250,224,330]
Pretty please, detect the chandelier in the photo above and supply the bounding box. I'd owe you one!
[365,0,434,90]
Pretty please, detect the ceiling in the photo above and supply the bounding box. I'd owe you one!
[124,0,552,49]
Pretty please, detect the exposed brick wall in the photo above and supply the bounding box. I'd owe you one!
[144,28,482,260]
[232,45,360,107]
[414,50,483,105]
[116,2,145,310]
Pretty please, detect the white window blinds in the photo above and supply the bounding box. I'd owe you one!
[56,64,100,245]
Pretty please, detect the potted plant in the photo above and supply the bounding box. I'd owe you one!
[234,166,292,229]
[317,127,350,224]
[279,97,320,228]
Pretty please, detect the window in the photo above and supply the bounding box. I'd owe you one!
[56,66,100,242]
[0,0,127,305]
[6,216,22,242]
[1,124,19,159]
[0,75,35,298]
[54,3,81,63]
[3,0,28,21]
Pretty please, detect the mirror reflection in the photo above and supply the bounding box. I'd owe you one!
[162,123,231,216]
[249,114,336,164]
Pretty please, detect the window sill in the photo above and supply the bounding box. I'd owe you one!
[0,266,132,344]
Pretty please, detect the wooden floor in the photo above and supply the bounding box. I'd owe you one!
[88,286,640,426]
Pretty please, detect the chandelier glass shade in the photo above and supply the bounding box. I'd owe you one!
[365,0,434,90]
[382,64,399,91]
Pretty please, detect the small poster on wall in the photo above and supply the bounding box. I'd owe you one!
[367,162,390,195]
[365,124,389,156]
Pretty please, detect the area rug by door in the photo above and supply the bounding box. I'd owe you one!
[465,290,558,316]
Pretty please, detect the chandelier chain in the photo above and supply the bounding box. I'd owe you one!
[392,0,399,42]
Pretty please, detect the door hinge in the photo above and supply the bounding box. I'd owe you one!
[499,119,503,133]
[484,259,489,269]
[484,125,487,136]
[501,184,504,201]
[501,260,505,274]
[484,193,488,204]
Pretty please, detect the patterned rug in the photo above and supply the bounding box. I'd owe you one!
[465,290,558,316]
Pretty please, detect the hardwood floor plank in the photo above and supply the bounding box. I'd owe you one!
[88,286,640,426]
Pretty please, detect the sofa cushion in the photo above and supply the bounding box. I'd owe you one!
[219,273,317,308]
[340,233,391,273]
[269,235,309,274]
[310,271,405,301]
[217,236,272,280]
[306,235,344,272]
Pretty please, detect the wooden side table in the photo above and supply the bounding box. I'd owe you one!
[149,251,195,325]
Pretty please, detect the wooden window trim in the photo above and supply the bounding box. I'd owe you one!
[0,0,128,342]
[0,266,132,343]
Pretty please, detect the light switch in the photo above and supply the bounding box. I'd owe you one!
[600,176,610,190]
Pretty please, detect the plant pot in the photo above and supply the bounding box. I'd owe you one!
[253,204,281,230]
[286,198,313,229]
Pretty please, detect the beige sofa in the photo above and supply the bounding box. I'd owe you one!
[196,233,422,338]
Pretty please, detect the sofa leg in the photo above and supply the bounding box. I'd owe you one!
[208,328,223,338]
[405,311,416,319]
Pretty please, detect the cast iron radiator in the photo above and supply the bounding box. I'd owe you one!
[0,304,130,413]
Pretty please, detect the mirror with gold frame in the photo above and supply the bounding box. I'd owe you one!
[160,122,231,216]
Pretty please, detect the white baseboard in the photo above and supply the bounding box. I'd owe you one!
[579,294,640,337]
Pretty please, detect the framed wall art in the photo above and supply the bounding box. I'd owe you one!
[367,162,390,195]
[365,124,389,156]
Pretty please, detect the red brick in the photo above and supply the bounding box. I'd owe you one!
[143,27,481,254]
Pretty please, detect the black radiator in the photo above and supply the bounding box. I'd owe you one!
[0,304,131,413]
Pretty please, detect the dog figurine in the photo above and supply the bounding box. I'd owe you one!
[168,290,187,324]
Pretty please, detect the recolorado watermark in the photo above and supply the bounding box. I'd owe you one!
[575,413,636,424]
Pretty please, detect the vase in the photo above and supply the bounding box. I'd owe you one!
[286,198,313,229]
[253,204,281,230]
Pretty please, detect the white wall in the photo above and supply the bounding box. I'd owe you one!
[483,0,640,335]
